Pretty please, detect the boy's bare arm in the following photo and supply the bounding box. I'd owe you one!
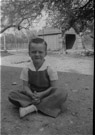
[42,80,58,96]
[22,81,35,99]
[35,80,58,99]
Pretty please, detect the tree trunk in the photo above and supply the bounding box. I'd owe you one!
[61,30,67,54]
[3,34,7,52]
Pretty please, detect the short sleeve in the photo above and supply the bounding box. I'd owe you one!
[47,66,58,81]
[20,67,28,81]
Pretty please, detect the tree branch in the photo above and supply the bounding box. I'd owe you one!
[0,25,17,33]
[79,0,93,9]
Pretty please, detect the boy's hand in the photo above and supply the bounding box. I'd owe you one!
[33,91,43,99]
[32,92,41,104]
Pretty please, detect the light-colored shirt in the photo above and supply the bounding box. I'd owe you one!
[20,60,58,82]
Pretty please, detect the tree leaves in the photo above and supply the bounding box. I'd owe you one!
[44,0,94,33]
[1,0,94,34]
[0,0,44,33]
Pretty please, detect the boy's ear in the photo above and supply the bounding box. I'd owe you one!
[29,51,30,56]
[45,51,47,56]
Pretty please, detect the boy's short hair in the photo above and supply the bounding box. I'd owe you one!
[29,37,47,52]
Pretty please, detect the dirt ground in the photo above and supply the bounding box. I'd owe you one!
[1,52,93,135]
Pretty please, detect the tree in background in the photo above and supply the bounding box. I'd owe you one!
[1,0,94,34]
[43,0,94,53]
[44,0,94,34]
[0,0,44,51]
[0,0,94,53]
[0,0,44,33]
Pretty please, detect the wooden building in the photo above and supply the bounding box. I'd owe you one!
[38,27,84,51]
[65,28,83,50]
[38,28,62,51]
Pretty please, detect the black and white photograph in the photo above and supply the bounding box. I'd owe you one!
[0,0,94,135]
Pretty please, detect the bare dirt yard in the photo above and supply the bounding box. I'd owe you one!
[1,51,93,135]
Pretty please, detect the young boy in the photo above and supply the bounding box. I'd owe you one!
[8,37,68,118]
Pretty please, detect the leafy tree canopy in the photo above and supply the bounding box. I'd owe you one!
[44,0,94,34]
[0,0,94,34]
[0,0,44,33]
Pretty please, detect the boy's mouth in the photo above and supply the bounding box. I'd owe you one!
[35,57,40,59]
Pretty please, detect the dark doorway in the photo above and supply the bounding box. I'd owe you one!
[65,34,76,49]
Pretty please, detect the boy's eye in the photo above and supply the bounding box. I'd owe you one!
[39,51,43,54]
[31,51,36,54]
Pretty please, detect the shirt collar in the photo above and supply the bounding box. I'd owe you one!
[28,59,49,71]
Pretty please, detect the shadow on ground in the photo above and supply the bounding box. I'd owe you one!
[1,66,93,135]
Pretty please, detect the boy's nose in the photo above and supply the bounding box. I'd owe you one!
[35,52,39,56]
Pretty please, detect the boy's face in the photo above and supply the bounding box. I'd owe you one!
[29,43,47,64]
